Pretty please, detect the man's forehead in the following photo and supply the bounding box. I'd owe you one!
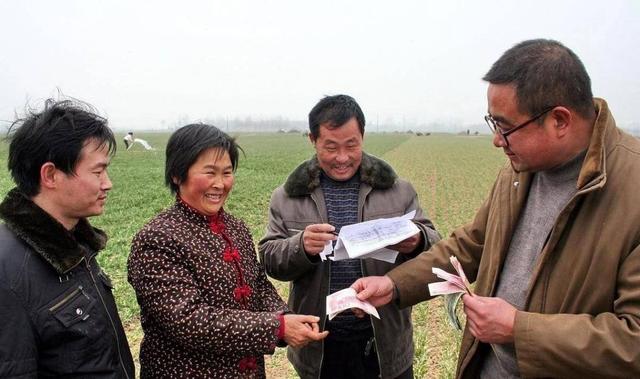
[317,119,362,141]
[78,140,111,163]
[487,84,520,119]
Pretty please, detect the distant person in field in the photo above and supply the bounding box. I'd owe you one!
[0,99,135,377]
[123,131,134,150]
[353,39,640,378]
[259,94,441,379]
[127,123,328,378]
[123,131,154,151]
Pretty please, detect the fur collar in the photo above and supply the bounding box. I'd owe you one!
[0,188,107,274]
[284,153,397,197]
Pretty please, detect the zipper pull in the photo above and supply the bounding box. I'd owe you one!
[364,337,374,357]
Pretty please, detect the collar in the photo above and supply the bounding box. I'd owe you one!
[175,196,227,232]
[0,188,107,274]
[514,98,618,194]
[576,98,617,190]
[283,152,398,197]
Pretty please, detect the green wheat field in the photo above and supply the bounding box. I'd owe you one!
[0,132,506,378]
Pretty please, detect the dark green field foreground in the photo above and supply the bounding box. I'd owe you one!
[0,132,505,378]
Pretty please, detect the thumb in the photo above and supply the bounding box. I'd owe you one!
[310,330,329,341]
[356,284,375,301]
[296,315,321,324]
[350,278,364,292]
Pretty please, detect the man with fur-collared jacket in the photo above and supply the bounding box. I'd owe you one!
[259,94,440,379]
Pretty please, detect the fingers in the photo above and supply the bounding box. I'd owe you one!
[284,324,328,347]
[355,283,376,300]
[351,278,365,292]
[294,314,321,324]
[307,330,329,341]
[303,224,337,254]
[462,293,483,309]
[305,223,336,234]
[387,232,421,253]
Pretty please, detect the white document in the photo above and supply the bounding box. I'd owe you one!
[326,210,418,263]
[319,240,333,261]
[326,288,380,320]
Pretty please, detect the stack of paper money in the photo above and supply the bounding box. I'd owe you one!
[428,256,472,296]
[428,256,473,331]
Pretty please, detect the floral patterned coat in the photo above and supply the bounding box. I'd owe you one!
[128,201,288,378]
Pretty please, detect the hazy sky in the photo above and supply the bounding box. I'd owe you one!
[1,0,639,131]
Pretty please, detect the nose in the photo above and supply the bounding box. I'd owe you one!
[211,176,224,188]
[335,149,349,163]
[102,172,113,191]
[492,132,507,148]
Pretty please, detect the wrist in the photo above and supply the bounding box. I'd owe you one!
[277,313,286,340]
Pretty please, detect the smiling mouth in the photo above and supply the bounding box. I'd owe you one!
[333,164,351,171]
[205,194,224,201]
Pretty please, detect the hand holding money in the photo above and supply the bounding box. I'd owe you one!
[326,287,380,320]
[428,256,473,331]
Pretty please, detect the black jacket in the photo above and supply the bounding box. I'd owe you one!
[0,188,135,378]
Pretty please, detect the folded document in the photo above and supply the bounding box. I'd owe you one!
[319,210,419,263]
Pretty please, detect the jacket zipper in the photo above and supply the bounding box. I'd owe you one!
[311,190,330,379]
[85,254,131,379]
[362,259,384,376]
[529,175,604,312]
[48,285,86,312]
[358,186,383,375]
[317,259,331,379]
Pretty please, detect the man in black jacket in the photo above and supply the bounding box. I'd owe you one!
[0,99,135,378]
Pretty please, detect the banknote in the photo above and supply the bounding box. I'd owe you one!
[427,256,472,331]
[326,288,380,320]
[428,256,472,296]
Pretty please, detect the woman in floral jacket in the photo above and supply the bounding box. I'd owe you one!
[128,124,327,378]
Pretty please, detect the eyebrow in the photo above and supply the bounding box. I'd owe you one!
[203,164,233,170]
[323,138,359,144]
[91,162,110,170]
[488,113,515,128]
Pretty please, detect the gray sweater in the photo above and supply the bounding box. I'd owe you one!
[480,151,586,379]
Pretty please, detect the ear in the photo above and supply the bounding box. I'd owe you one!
[39,162,58,190]
[172,176,181,186]
[550,106,572,138]
[309,134,316,146]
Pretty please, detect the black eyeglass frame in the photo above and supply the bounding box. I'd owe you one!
[484,106,556,146]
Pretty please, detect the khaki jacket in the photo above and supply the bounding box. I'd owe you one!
[259,153,440,379]
[389,98,640,378]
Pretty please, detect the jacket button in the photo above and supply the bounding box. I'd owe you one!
[76,308,83,315]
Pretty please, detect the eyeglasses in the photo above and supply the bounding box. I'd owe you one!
[484,106,556,147]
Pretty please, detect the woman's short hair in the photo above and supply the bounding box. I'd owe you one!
[165,123,241,194]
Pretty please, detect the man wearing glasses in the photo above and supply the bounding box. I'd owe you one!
[353,39,640,378]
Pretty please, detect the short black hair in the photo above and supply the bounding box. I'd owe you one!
[308,94,365,140]
[7,99,116,197]
[165,123,242,194]
[483,39,595,119]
